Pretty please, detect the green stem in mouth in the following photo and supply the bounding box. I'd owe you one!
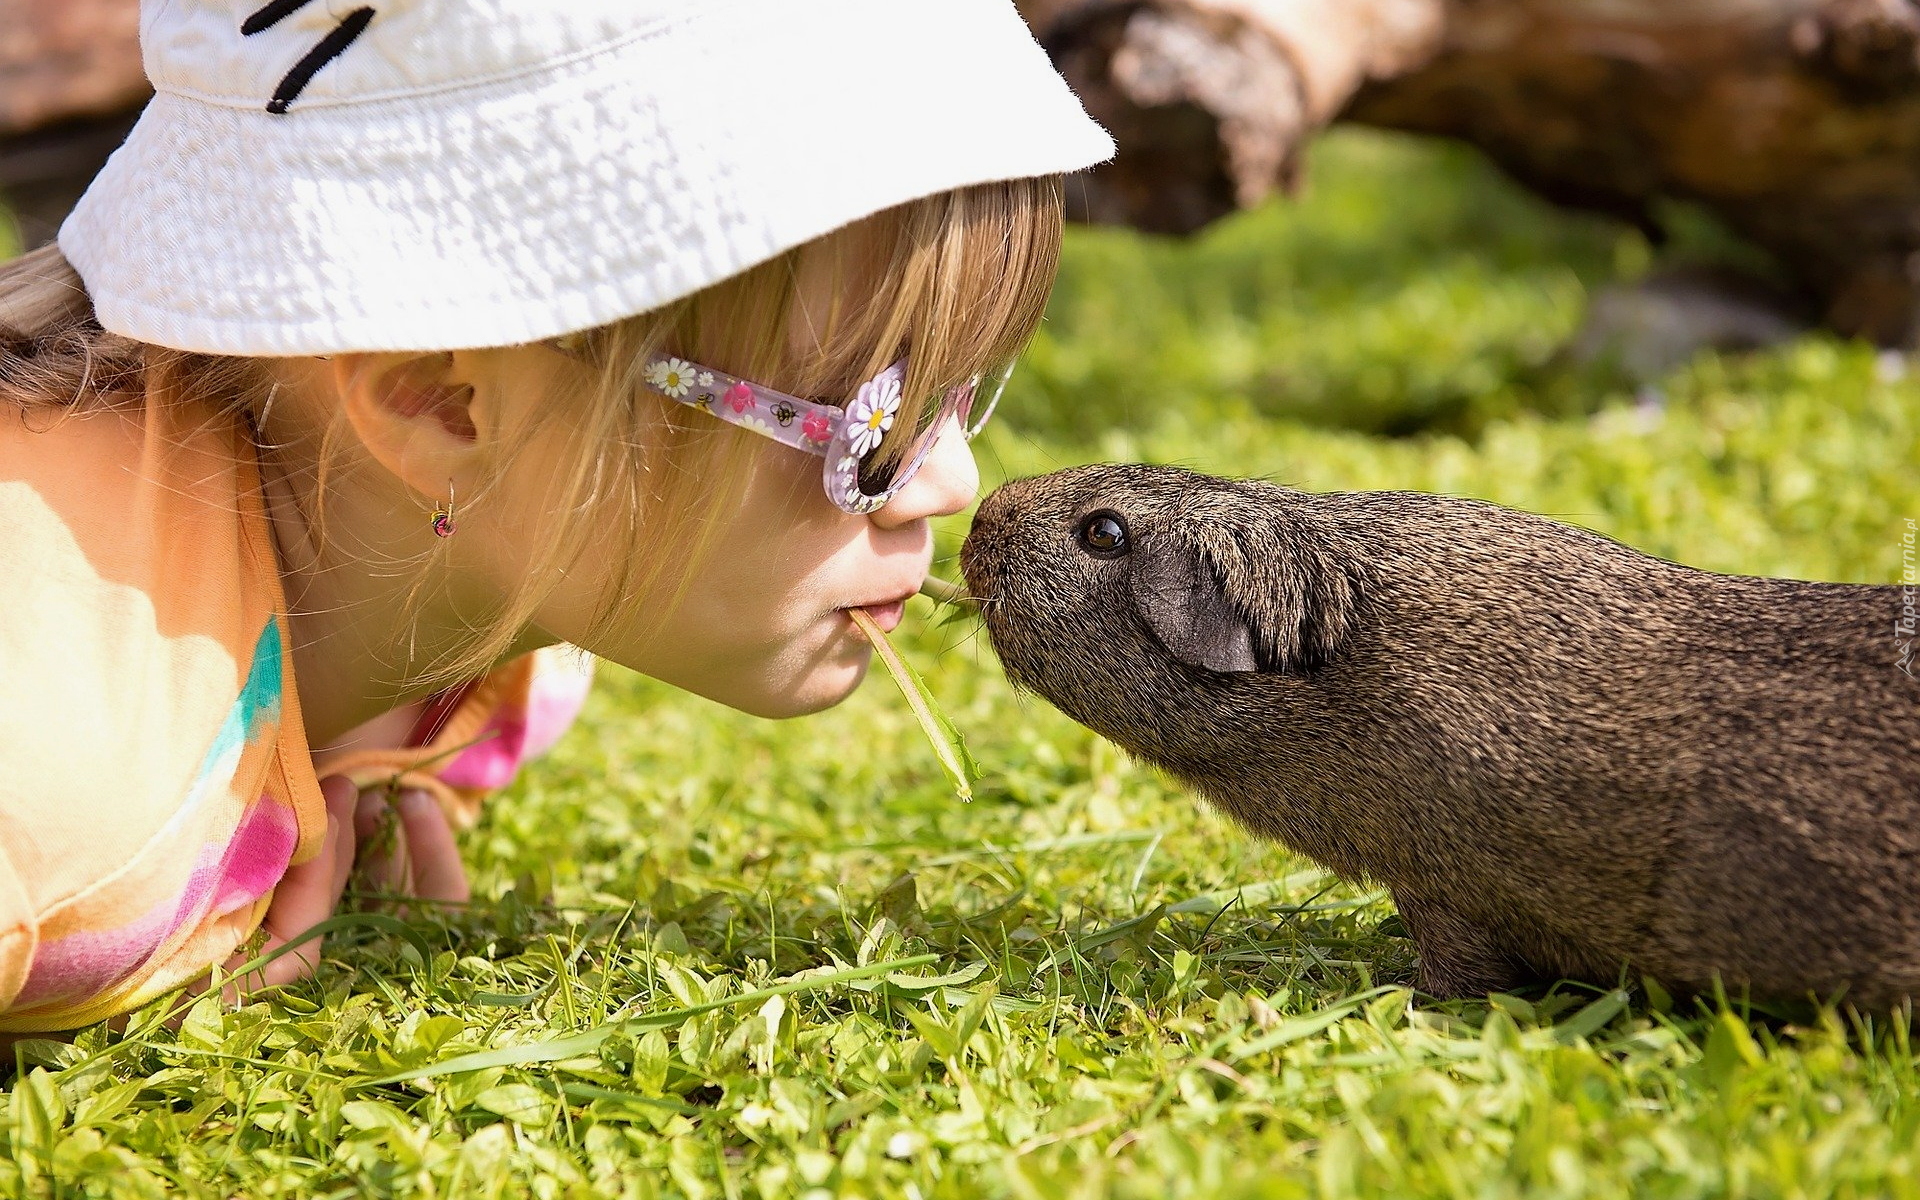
[848,607,979,802]
[916,575,973,606]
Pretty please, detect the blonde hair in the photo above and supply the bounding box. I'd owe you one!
[0,176,1064,690]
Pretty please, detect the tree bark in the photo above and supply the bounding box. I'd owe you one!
[1030,0,1920,345]
[1026,0,1446,232]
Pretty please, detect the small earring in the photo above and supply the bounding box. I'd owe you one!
[431,480,457,538]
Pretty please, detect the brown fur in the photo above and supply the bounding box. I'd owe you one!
[961,464,1920,1005]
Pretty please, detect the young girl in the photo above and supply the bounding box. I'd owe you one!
[0,0,1110,1032]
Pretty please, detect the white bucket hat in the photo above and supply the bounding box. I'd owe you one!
[58,0,1113,356]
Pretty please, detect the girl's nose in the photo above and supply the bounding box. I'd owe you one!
[872,415,979,527]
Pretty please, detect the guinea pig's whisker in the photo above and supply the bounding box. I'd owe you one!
[939,619,993,655]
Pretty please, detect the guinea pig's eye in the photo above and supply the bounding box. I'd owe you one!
[1076,510,1130,559]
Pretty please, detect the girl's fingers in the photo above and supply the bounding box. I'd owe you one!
[246,775,360,990]
[353,787,387,844]
[316,775,361,904]
[352,786,471,904]
[394,790,471,903]
[353,787,410,895]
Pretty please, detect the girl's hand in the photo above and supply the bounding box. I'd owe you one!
[222,775,359,991]
[224,774,470,993]
[351,783,472,907]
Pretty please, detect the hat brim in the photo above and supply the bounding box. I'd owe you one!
[61,1,1113,355]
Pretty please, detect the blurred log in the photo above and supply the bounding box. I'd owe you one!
[0,0,147,247]
[1029,0,1445,232]
[1029,0,1920,345]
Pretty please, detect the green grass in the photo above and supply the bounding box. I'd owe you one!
[8,130,1920,1198]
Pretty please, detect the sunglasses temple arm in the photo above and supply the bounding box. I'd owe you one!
[657,362,840,458]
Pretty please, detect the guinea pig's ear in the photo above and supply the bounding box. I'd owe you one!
[1131,533,1261,674]
[1132,517,1357,675]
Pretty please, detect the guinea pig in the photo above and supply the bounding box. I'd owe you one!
[960,463,1920,1006]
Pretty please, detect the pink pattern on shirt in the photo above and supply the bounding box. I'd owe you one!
[14,796,297,1008]
[210,795,301,917]
[438,659,593,790]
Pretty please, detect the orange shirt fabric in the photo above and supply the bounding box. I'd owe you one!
[0,392,588,1032]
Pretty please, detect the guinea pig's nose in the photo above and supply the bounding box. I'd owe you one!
[960,483,1019,600]
[959,518,997,600]
[971,482,1015,531]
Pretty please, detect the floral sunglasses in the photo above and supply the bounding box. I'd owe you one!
[640,353,1009,514]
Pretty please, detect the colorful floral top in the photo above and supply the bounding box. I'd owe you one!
[0,392,589,1032]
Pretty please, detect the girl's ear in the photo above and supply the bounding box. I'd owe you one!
[333,352,488,498]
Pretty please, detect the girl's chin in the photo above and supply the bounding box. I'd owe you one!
[803,661,873,714]
[738,659,870,720]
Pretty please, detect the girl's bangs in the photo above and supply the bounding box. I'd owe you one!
[772,175,1066,454]
[894,174,1066,426]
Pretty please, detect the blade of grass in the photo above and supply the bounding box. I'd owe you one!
[848,607,979,801]
[360,952,938,1085]
[222,911,436,982]
[1226,986,1402,1062]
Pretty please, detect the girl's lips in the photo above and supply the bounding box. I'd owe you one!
[851,600,905,632]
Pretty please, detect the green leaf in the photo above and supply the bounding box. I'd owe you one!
[883,962,988,993]
[873,872,921,929]
[474,1084,552,1126]
[558,1082,696,1116]
[1702,1010,1765,1089]
[11,1068,64,1173]
[178,995,227,1051]
[1641,974,1675,1014]
[73,1080,144,1130]
[1553,990,1631,1044]
[949,986,997,1052]
[1032,906,1167,974]
[471,989,547,1008]
[339,1099,414,1134]
[848,607,979,801]
[1164,869,1335,915]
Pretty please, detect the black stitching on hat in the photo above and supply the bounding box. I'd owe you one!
[240,0,319,36]
[242,0,378,117]
[257,6,376,114]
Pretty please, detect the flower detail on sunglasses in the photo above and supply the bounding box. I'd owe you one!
[836,456,879,512]
[846,373,902,458]
[724,382,755,414]
[801,412,833,444]
[645,357,698,397]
